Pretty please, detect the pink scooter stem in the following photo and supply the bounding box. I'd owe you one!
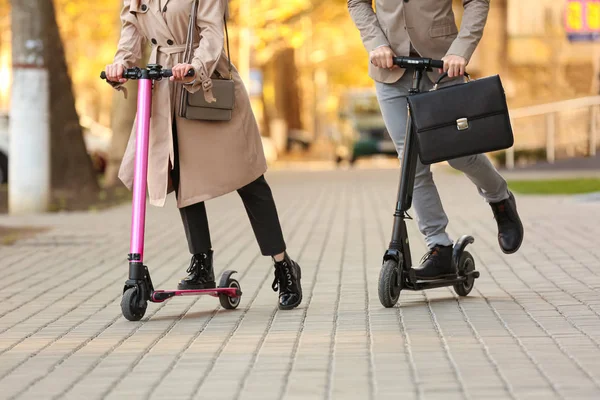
[130,78,153,262]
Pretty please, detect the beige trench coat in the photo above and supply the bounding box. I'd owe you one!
[113,0,267,208]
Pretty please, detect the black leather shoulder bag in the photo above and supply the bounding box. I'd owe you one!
[178,0,235,122]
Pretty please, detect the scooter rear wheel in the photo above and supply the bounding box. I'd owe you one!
[219,278,241,310]
[454,251,476,297]
[121,287,147,321]
[378,259,402,308]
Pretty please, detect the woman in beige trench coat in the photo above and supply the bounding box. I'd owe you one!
[105,0,302,310]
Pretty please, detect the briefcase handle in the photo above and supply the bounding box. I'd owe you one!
[432,72,471,91]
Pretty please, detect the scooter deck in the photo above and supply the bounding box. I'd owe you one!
[405,271,480,291]
[151,287,242,303]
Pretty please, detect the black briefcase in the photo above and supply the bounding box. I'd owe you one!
[406,74,514,165]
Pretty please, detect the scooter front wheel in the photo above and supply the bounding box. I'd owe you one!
[378,259,402,308]
[121,287,147,321]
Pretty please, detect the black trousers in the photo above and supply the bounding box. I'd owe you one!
[171,121,286,256]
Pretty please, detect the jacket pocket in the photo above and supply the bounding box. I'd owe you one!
[429,17,458,38]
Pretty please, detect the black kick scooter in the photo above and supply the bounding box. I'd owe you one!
[378,56,480,308]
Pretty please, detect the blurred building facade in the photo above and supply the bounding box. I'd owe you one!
[254,0,600,165]
[242,0,600,164]
[471,0,600,164]
[0,0,599,168]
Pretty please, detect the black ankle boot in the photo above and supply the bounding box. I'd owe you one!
[491,191,524,254]
[178,250,216,290]
[411,245,456,281]
[271,253,302,310]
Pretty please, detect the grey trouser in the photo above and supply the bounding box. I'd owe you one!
[375,69,509,248]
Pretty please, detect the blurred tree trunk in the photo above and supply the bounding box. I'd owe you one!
[259,67,271,138]
[39,0,99,192]
[104,45,150,187]
[274,47,302,132]
[104,80,137,187]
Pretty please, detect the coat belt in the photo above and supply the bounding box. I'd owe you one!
[149,43,199,63]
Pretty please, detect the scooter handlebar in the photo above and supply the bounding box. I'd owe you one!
[100,68,195,81]
[392,57,444,70]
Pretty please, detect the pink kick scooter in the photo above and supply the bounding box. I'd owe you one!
[101,64,242,321]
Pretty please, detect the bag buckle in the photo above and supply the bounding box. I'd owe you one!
[202,79,213,91]
[456,118,469,131]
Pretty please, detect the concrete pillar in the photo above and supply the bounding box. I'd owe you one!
[9,68,51,214]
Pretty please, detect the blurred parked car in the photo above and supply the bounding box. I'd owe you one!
[287,129,313,152]
[80,115,111,174]
[333,89,396,165]
[0,112,111,184]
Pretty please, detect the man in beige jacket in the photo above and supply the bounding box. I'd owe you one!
[348,0,524,280]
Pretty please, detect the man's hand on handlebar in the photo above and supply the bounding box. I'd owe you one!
[105,63,127,84]
[441,55,466,78]
[170,63,195,83]
[369,46,398,70]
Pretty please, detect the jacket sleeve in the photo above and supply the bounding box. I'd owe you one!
[113,0,145,69]
[446,0,490,62]
[183,0,225,103]
[347,0,390,53]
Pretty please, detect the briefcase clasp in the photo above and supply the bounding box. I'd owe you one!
[457,118,469,131]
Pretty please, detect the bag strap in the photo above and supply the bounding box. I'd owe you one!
[183,1,197,64]
[432,71,471,89]
[224,18,232,78]
[185,0,232,79]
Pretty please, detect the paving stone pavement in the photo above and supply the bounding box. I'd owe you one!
[1,167,600,400]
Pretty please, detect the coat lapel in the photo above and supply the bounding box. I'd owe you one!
[148,0,176,41]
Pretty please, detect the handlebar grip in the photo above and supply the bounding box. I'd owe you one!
[430,59,444,69]
[101,70,136,81]
[161,69,194,78]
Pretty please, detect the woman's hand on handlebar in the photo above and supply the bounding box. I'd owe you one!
[105,63,127,83]
[170,63,195,83]
[369,46,398,70]
[441,55,466,78]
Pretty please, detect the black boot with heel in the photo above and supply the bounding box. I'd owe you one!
[272,253,302,310]
[178,250,216,290]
